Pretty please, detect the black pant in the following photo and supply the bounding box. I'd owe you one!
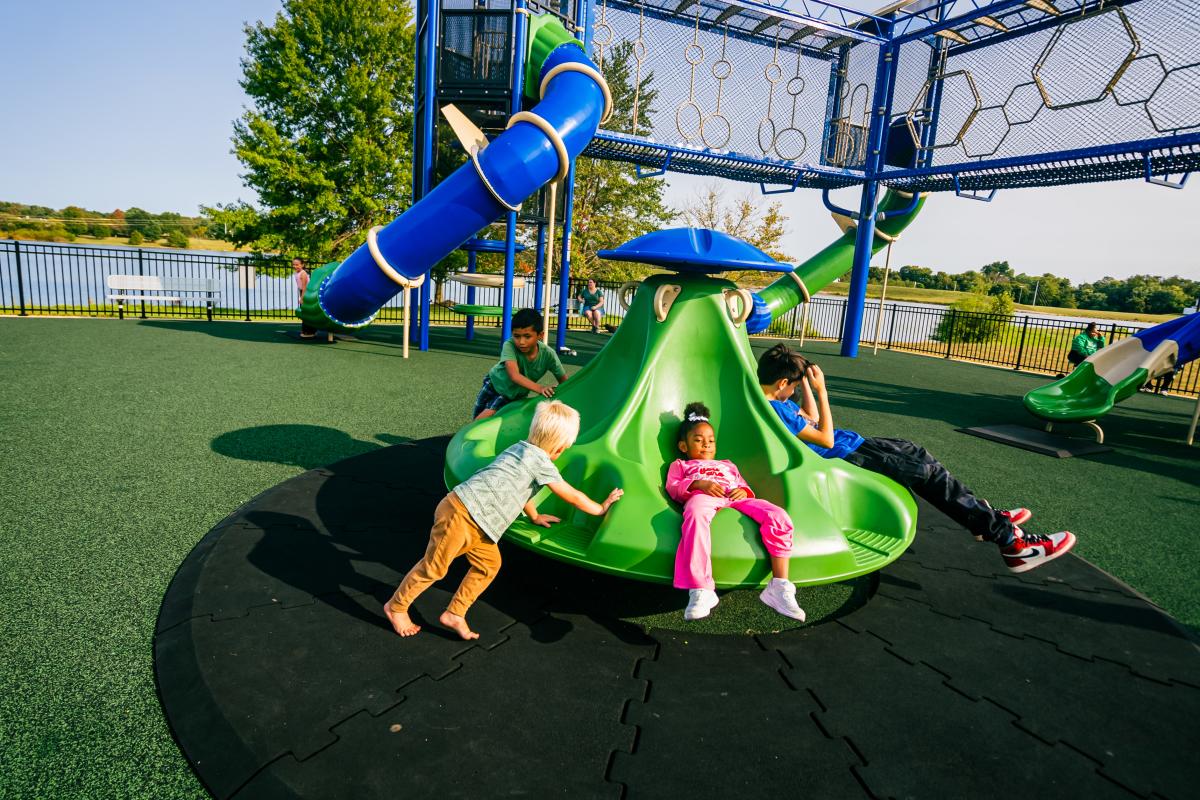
[844,437,1015,545]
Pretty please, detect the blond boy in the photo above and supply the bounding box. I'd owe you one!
[384,401,622,640]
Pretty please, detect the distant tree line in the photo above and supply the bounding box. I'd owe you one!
[878,261,1199,315]
[0,201,203,248]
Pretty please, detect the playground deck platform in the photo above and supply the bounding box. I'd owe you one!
[1,317,1197,798]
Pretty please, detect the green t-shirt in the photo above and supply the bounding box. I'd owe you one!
[487,339,566,400]
[578,287,603,309]
[1071,332,1105,357]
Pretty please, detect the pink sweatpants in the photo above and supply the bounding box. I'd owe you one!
[674,495,794,590]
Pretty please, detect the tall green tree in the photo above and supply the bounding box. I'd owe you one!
[570,40,675,282]
[208,0,415,259]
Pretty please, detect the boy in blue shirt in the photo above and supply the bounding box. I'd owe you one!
[757,344,1075,573]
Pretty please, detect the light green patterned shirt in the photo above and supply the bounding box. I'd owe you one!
[453,440,563,542]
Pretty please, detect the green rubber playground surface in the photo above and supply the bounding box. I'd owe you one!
[1,316,1197,797]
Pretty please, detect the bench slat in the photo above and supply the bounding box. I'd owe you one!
[107,274,220,293]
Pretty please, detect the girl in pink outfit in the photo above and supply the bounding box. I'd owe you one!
[666,402,806,623]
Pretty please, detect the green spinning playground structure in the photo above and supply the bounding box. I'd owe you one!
[298,0,1199,585]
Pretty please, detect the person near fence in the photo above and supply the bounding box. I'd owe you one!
[293,257,333,342]
[756,344,1076,574]
[576,278,606,334]
[473,308,568,419]
[383,400,622,640]
[1068,322,1105,368]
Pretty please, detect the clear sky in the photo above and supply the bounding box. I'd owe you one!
[1,0,1196,283]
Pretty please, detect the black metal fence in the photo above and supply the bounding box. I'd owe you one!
[3,239,1196,398]
[0,239,621,331]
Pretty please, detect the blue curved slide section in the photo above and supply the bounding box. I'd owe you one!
[311,43,604,328]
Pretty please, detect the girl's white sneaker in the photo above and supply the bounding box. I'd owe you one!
[760,578,806,621]
[684,589,719,620]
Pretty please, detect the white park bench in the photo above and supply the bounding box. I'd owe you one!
[106,275,222,321]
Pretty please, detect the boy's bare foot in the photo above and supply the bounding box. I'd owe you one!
[383,604,421,637]
[439,611,479,640]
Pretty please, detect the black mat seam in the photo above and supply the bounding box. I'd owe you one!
[603,641,657,799]
[781,649,876,800]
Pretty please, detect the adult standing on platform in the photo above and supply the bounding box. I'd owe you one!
[576,279,606,335]
[1068,322,1105,369]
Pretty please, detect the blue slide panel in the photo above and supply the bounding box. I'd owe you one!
[316,43,605,327]
[1134,313,1200,367]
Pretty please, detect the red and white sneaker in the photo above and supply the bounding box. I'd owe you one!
[975,507,1033,541]
[1002,508,1032,526]
[1000,529,1077,573]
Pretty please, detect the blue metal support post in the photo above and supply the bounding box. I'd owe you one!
[534,222,547,312]
[465,249,478,340]
[411,0,439,350]
[500,0,529,343]
[840,34,897,357]
[557,165,576,350]
[556,0,591,352]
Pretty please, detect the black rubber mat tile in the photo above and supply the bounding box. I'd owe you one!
[155,586,520,800]
[155,518,429,633]
[902,498,1139,598]
[234,613,655,799]
[853,595,1199,799]
[770,622,1134,800]
[155,442,1200,799]
[873,561,1200,685]
[609,632,864,798]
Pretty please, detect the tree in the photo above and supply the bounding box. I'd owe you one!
[166,230,190,248]
[128,230,145,246]
[680,181,790,263]
[980,260,1012,281]
[125,207,163,240]
[61,206,88,236]
[219,0,415,259]
[570,40,675,282]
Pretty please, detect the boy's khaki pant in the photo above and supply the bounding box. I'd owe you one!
[387,492,502,617]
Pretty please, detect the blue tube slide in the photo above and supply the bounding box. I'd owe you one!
[311,41,605,329]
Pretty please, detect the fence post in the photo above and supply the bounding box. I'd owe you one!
[137,249,146,319]
[1014,315,1030,371]
[886,303,897,349]
[244,257,252,321]
[945,309,956,358]
[1108,321,1117,344]
[13,240,27,316]
[836,299,847,344]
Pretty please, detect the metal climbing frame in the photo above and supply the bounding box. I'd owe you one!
[410,0,1198,354]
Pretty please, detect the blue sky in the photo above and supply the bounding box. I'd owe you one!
[1,0,1196,282]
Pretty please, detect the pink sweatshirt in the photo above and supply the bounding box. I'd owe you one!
[665,459,756,503]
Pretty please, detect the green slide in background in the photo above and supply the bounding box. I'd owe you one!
[748,189,927,333]
[1024,313,1197,429]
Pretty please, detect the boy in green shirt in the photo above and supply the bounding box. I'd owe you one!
[473,308,568,419]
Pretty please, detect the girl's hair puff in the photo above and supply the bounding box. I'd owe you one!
[678,401,712,442]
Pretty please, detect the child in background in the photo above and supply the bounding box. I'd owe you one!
[384,400,622,640]
[666,402,805,622]
[756,344,1075,573]
[474,308,568,419]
